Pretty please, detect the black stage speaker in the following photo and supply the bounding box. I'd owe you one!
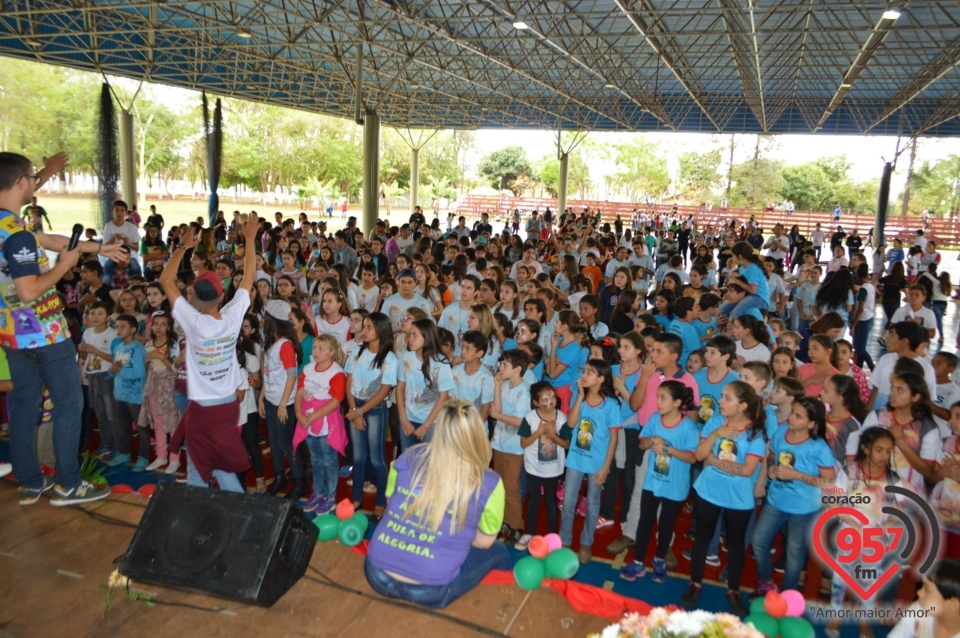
[119,482,318,607]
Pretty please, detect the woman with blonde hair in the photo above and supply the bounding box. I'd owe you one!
[468,303,501,370]
[364,400,508,609]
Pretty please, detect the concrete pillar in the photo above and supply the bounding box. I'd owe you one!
[410,147,420,216]
[558,152,570,219]
[118,110,137,207]
[874,161,893,247]
[362,110,381,235]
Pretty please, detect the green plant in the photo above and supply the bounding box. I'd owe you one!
[100,570,155,617]
[80,452,108,486]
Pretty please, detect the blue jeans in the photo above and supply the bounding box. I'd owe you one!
[5,340,84,490]
[102,256,142,285]
[752,502,815,590]
[364,542,509,609]
[350,401,389,507]
[853,317,875,371]
[400,420,433,452]
[174,391,189,416]
[185,448,244,493]
[306,434,339,501]
[933,301,947,340]
[559,467,602,547]
[719,293,768,319]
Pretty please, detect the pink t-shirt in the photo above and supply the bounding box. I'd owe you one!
[798,363,839,397]
[638,368,701,425]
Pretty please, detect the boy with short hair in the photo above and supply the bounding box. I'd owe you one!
[888,284,937,340]
[694,293,721,343]
[868,321,938,411]
[669,297,700,367]
[517,341,543,385]
[692,335,740,430]
[105,315,146,469]
[490,349,532,546]
[582,253,602,293]
[77,301,118,460]
[450,330,495,421]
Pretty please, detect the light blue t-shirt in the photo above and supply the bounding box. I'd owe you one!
[451,363,495,413]
[345,347,398,404]
[765,404,787,439]
[693,415,767,510]
[553,272,572,294]
[566,396,622,475]
[437,303,472,356]
[739,262,770,309]
[612,363,641,429]
[798,282,820,319]
[587,321,609,340]
[692,368,739,430]
[669,319,700,367]
[492,378,532,455]
[550,337,582,388]
[767,425,836,515]
[693,316,718,343]
[398,351,455,423]
[640,413,700,502]
[109,338,146,404]
[381,293,434,331]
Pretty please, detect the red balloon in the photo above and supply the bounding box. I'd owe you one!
[764,590,788,619]
[528,536,550,559]
[138,484,156,498]
[112,484,134,494]
[336,499,355,521]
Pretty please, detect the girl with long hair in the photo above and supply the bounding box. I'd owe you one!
[834,338,870,403]
[798,334,839,397]
[364,400,509,608]
[497,280,522,326]
[651,289,675,332]
[137,311,181,472]
[238,314,266,493]
[345,312,397,517]
[752,397,835,596]
[343,308,369,358]
[140,223,169,282]
[731,314,771,369]
[396,318,455,451]
[546,310,584,412]
[685,380,767,615]
[610,289,639,336]
[554,254,579,296]
[467,303,501,370]
[620,380,699,583]
[289,305,316,375]
[600,267,632,325]
[820,374,865,463]
[815,269,855,324]
[879,260,907,328]
[259,302,306,499]
[579,294,609,340]
[315,288,351,344]
[416,263,443,320]
[770,346,798,380]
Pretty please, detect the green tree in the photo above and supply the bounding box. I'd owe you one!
[678,149,721,203]
[729,158,785,208]
[610,137,670,201]
[905,155,960,216]
[779,163,833,210]
[478,146,535,194]
[538,153,591,198]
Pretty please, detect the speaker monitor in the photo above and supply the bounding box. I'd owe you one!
[120,482,318,607]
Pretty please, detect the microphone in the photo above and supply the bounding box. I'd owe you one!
[67,224,84,250]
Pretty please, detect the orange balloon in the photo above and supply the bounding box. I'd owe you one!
[764,590,788,619]
[336,499,355,521]
[528,536,550,559]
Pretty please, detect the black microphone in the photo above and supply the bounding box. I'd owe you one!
[67,223,84,250]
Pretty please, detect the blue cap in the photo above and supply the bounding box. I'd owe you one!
[398,268,417,281]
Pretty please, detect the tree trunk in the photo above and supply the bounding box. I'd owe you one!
[725,134,735,199]
[901,138,918,216]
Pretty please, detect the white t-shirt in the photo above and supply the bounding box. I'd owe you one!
[765,235,789,259]
[869,352,937,406]
[519,408,569,478]
[316,314,351,343]
[299,361,346,436]
[82,326,117,374]
[934,381,960,438]
[858,410,942,494]
[172,290,250,402]
[450,363,495,412]
[889,305,937,333]
[101,220,141,247]
[239,347,261,415]
[736,342,771,363]
[351,283,379,313]
[811,230,824,247]
[262,337,298,406]
[855,282,876,321]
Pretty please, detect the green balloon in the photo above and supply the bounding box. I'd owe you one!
[338,518,365,546]
[778,616,815,638]
[352,512,370,534]
[513,556,546,590]
[749,596,768,617]
[544,548,579,580]
[314,514,340,541]
[744,613,779,638]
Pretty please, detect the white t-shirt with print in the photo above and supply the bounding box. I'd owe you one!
[82,325,117,374]
[172,290,249,402]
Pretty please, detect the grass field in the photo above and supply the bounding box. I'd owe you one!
[30,193,358,235]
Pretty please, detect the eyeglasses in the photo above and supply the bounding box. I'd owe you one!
[349,317,362,323]
[402,316,413,322]
[21,174,41,185]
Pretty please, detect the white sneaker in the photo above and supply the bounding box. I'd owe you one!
[145,457,168,471]
[515,534,533,551]
[0,462,11,478]
[164,459,181,474]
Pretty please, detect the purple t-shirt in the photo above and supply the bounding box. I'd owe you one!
[367,449,504,585]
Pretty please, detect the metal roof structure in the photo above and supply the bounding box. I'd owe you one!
[1,0,959,135]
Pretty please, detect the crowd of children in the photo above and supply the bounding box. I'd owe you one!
[16,200,960,621]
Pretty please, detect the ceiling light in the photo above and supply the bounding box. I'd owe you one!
[604,82,616,88]
[881,9,901,20]
[481,107,488,111]
[512,21,529,30]
[237,28,252,38]
[840,82,852,88]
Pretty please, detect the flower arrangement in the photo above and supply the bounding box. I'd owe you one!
[591,609,765,638]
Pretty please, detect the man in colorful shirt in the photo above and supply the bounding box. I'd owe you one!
[0,152,127,506]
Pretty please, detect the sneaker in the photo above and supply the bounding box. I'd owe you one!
[619,560,646,581]
[684,527,696,540]
[0,462,11,479]
[363,482,377,494]
[877,337,888,349]
[596,516,614,529]
[515,534,533,551]
[144,457,167,471]
[504,528,523,547]
[302,494,323,513]
[93,445,112,459]
[681,582,702,608]
[575,496,587,517]
[605,535,634,555]
[578,543,593,564]
[18,475,55,505]
[339,465,353,478]
[719,566,728,583]
[773,553,786,573]
[727,590,749,616]
[499,523,511,538]
[50,481,111,506]
[105,453,131,467]
[706,554,721,567]
[664,548,678,570]
[652,557,668,583]
[164,459,181,474]
[131,457,149,473]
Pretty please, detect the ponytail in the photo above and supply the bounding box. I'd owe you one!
[659,380,696,412]
[727,380,767,441]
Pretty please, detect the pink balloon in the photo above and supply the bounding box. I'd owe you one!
[781,589,806,617]
[544,533,562,552]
